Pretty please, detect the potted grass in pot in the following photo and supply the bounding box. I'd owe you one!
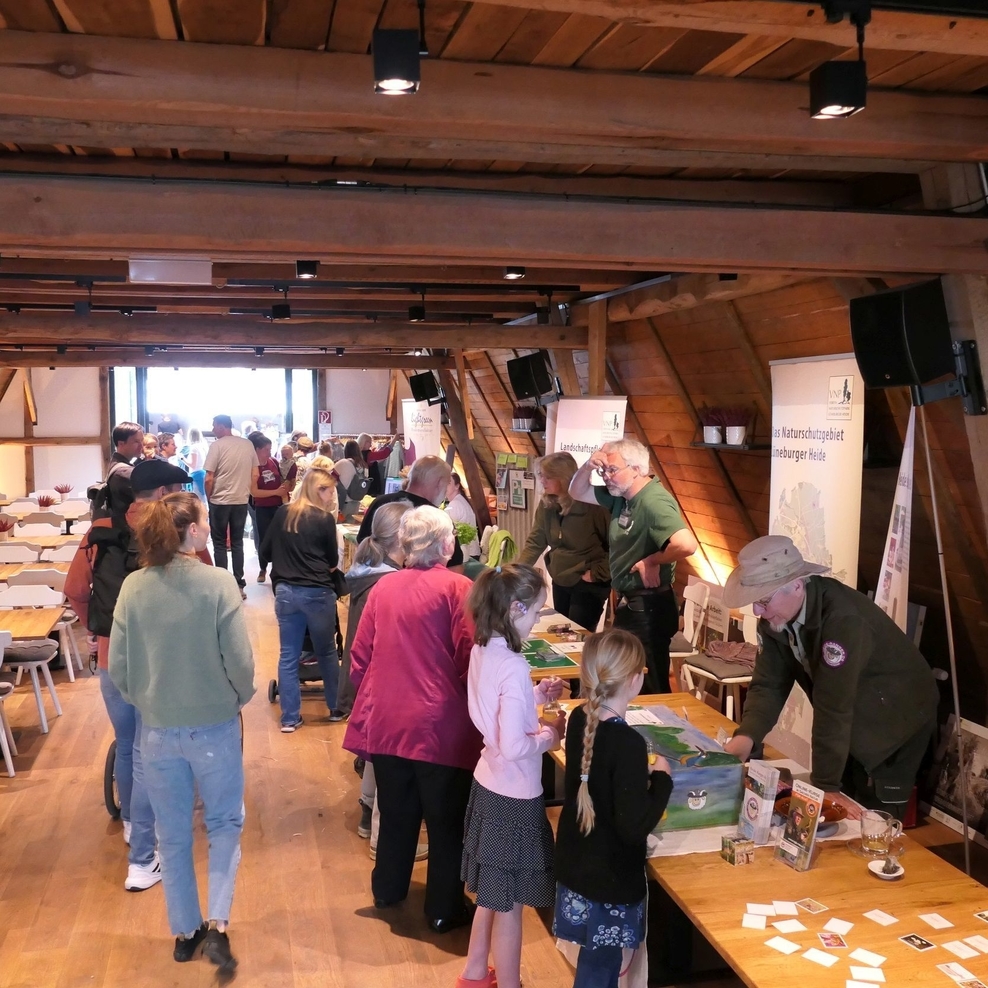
[720,407,752,446]
[0,517,13,542]
[37,494,58,511]
[55,483,73,503]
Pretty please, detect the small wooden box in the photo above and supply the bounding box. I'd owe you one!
[721,835,755,866]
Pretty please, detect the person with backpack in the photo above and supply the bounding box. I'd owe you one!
[332,440,371,521]
[91,421,145,520]
[65,460,211,893]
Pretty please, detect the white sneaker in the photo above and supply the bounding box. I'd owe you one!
[369,843,428,862]
[122,821,132,846]
[124,854,162,892]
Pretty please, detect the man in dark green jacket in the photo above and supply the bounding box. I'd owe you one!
[723,536,939,818]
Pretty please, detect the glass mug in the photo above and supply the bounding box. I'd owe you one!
[860,809,903,853]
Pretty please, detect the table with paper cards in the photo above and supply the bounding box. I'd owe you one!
[549,692,988,988]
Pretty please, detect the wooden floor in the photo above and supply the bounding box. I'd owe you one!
[0,558,745,988]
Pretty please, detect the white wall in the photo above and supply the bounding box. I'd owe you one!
[0,368,103,498]
[325,369,393,436]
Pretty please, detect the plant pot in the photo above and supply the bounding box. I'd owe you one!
[725,426,747,446]
[703,426,723,444]
[0,531,9,542]
[515,418,535,431]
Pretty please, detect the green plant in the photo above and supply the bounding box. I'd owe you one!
[453,522,478,547]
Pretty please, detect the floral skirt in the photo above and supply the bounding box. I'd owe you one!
[461,779,555,912]
[553,884,646,950]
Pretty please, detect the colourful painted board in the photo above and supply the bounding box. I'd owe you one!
[522,638,579,671]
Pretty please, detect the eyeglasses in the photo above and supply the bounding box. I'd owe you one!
[596,463,630,478]
[752,586,784,611]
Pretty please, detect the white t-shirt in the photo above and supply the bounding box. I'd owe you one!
[203,435,256,505]
[446,492,481,557]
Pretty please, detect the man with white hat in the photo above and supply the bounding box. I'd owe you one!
[722,535,938,818]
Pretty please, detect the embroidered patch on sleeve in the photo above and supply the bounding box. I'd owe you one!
[822,641,847,668]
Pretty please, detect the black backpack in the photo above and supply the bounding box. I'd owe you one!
[86,522,141,637]
[89,461,132,521]
[346,472,371,502]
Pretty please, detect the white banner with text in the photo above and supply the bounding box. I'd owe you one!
[549,396,628,465]
[401,398,442,463]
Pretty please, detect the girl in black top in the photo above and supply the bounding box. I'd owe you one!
[554,630,673,988]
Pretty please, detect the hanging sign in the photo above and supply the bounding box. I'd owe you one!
[401,398,442,463]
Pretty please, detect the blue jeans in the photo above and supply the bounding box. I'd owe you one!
[141,717,245,936]
[274,582,339,724]
[99,668,156,866]
[574,946,623,988]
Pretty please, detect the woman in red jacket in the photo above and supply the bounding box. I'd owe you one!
[343,505,479,934]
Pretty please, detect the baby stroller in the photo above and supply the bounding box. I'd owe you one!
[267,612,344,704]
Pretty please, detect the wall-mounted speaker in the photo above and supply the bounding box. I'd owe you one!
[409,371,442,405]
[506,350,555,401]
[850,279,955,389]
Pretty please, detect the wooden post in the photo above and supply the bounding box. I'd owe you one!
[588,300,607,395]
[98,366,111,478]
[22,371,35,494]
[386,370,398,432]
[0,369,16,406]
[550,349,582,397]
[920,164,988,549]
[439,368,493,532]
[454,350,474,440]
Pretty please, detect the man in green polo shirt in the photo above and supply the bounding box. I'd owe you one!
[570,439,697,693]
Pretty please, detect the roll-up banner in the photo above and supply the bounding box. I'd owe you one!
[549,396,628,464]
[401,398,442,463]
[764,354,865,768]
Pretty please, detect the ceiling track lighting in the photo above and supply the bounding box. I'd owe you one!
[373,0,426,95]
[295,260,319,280]
[409,291,426,323]
[809,1,869,119]
[271,287,291,321]
[503,266,526,281]
[336,346,345,357]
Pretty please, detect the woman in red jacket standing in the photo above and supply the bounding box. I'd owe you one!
[344,505,479,934]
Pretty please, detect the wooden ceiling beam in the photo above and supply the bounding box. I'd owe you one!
[0,313,587,349]
[0,32,981,170]
[0,350,455,369]
[467,0,988,59]
[0,154,858,208]
[0,176,984,276]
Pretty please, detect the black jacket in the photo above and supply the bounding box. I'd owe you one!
[261,505,339,588]
[736,576,939,791]
[555,706,672,904]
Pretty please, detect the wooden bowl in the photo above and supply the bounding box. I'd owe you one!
[774,794,847,824]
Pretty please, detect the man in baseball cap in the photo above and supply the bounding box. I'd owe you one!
[723,535,938,819]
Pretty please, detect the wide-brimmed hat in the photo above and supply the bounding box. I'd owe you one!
[296,435,315,452]
[722,535,829,609]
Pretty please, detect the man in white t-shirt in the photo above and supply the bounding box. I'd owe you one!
[204,414,257,597]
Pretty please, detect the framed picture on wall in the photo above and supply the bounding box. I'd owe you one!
[509,471,527,510]
[496,492,509,511]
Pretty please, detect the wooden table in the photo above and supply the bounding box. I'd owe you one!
[525,611,586,682]
[552,693,988,987]
[0,607,64,640]
[0,562,70,583]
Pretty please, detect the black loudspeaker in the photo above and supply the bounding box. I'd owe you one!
[849,279,955,388]
[409,371,442,404]
[506,350,554,401]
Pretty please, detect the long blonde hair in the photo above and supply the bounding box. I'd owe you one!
[536,451,577,515]
[284,467,335,534]
[575,629,645,835]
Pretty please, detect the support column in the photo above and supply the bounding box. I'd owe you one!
[439,368,493,532]
[23,370,36,493]
[588,299,607,395]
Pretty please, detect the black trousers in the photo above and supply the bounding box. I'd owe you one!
[372,754,473,920]
[613,590,679,695]
[253,504,281,570]
[208,502,248,587]
[552,581,610,633]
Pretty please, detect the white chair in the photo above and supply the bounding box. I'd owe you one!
[0,632,17,776]
[0,584,81,683]
[15,522,65,537]
[70,520,91,536]
[17,513,63,528]
[670,583,710,688]
[46,544,81,562]
[6,497,38,509]
[682,604,757,723]
[7,568,67,592]
[0,545,40,563]
[0,625,61,734]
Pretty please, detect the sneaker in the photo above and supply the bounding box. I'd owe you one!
[240,587,247,601]
[122,821,131,846]
[370,843,427,862]
[280,718,303,733]
[124,854,162,891]
[328,709,348,723]
[256,570,266,584]
[203,928,237,974]
[173,923,208,962]
[357,802,372,839]
[353,756,365,778]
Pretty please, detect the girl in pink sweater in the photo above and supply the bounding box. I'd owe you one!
[458,564,566,988]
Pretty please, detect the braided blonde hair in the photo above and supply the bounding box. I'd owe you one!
[575,629,646,835]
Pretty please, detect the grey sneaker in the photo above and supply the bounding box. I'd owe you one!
[357,802,372,839]
[280,718,303,734]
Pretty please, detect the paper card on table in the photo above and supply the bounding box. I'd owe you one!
[772,919,806,934]
[938,961,976,981]
[849,967,886,983]
[964,935,988,952]
[848,982,881,988]
[818,932,847,949]
[802,947,839,967]
[765,936,801,955]
[975,911,988,924]
[742,914,767,930]
[943,941,980,959]
[824,918,854,935]
[955,980,988,988]
[849,947,886,967]
[919,912,954,929]
[795,897,829,914]
[747,903,777,916]
[773,901,800,915]
[899,933,935,952]
[863,909,898,926]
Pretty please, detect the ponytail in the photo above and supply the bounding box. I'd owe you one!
[133,491,202,568]
[353,500,412,568]
[574,629,647,836]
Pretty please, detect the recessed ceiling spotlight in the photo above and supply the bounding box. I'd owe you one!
[503,266,526,281]
[295,260,319,280]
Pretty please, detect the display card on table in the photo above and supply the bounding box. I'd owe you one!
[774,778,824,872]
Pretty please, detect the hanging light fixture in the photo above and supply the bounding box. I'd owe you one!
[409,290,426,322]
[503,266,526,281]
[295,260,319,280]
[809,1,869,119]
[271,287,291,320]
[373,0,427,94]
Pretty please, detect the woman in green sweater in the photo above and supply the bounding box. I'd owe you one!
[109,492,255,975]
